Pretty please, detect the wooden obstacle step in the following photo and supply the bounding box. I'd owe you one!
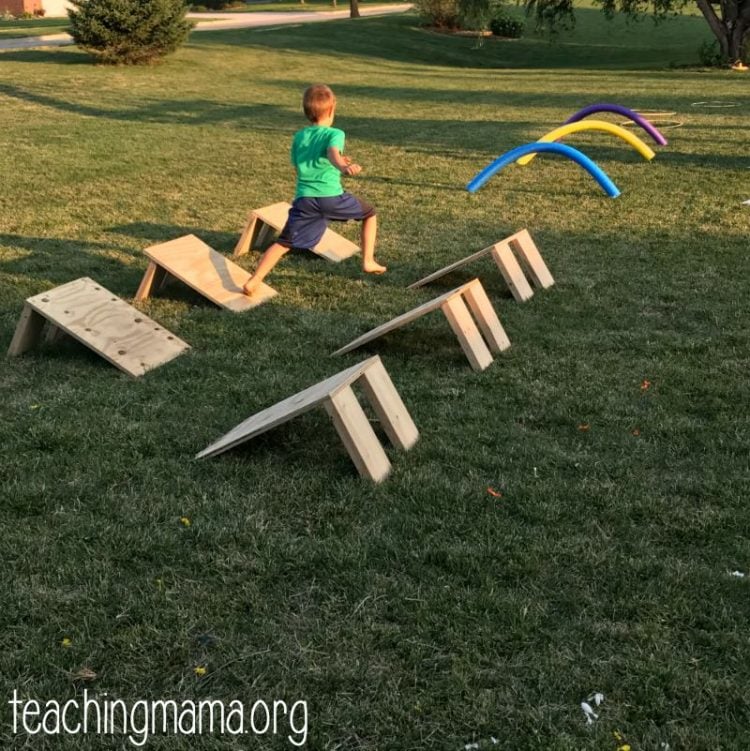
[408,229,553,303]
[7,277,189,377]
[332,278,510,372]
[233,201,360,263]
[196,355,418,483]
[136,234,277,311]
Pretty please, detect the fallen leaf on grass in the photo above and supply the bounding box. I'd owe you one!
[729,570,746,578]
[179,516,191,527]
[640,379,651,391]
[578,423,591,432]
[61,637,72,648]
[73,667,97,682]
[487,487,502,498]
[194,666,207,677]
[631,428,641,436]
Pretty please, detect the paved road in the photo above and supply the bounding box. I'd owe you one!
[0,3,412,50]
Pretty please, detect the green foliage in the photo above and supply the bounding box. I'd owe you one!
[413,0,460,27]
[490,6,524,35]
[457,0,493,29]
[698,38,724,65]
[68,0,193,64]
[524,0,749,61]
[197,0,236,8]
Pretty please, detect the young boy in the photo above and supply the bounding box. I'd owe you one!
[243,84,385,296]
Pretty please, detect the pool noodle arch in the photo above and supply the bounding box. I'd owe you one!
[466,142,620,197]
[564,103,668,146]
[515,120,655,166]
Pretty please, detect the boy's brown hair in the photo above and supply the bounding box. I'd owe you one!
[303,84,336,123]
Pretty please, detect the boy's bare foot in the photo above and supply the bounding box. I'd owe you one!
[363,262,387,275]
[243,277,259,296]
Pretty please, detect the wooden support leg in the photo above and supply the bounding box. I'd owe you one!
[254,222,275,250]
[233,213,258,257]
[135,261,166,302]
[358,360,419,451]
[510,235,554,289]
[440,295,494,372]
[462,280,511,353]
[7,303,46,357]
[43,322,67,345]
[324,386,392,483]
[491,244,534,303]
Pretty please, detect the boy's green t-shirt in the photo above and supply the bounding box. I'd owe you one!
[291,125,346,199]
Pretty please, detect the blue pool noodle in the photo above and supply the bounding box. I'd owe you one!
[466,142,621,197]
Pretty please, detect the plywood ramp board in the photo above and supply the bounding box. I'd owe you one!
[408,228,553,301]
[332,278,510,372]
[196,355,418,483]
[407,244,494,289]
[7,277,189,377]
[138,234,277,312]
[235,202,360,262]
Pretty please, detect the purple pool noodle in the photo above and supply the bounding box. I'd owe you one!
[564,103,668,146]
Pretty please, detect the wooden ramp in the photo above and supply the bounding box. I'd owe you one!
[7,277,189,377]
[408,229,554,303]
[196,355,418,483]
[135,234,277,311]
[333,278,510,372]
[234,201,360,262]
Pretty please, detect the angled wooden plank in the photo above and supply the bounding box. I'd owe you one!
[462,279,511,353]
[7,303,46,357]
[233,212,259,257]
[135,261,168,302]
[491,244,534,303]
[19,278,189,377]
[509,229,554,289]
[241,202,360,262]
[195,358,379,460]
[332,283,470,357]
[358,358,419,451]
[440,295,494,372]
[144,235,277,312]
[407,244,495,289]
[324,386,392,482]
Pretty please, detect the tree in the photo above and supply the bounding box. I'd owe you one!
[525,0,749,63]
[68,0,193,65]
[350,0,361,18]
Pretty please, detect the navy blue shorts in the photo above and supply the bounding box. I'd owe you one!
[278,193,375,250]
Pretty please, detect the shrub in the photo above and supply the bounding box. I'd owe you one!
[414,0,460,28]
[489,8,523,37]
[698,39,724,67]
[68,0,193,64]
[199,0,235,8]
[458,0,492,30]
[33,7,46,15]
[1,9,15,20]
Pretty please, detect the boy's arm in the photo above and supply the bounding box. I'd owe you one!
[328,146,361,176]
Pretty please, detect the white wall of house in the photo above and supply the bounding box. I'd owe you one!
[43,0,72,17]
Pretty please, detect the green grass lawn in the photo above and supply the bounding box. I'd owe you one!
[2,9,749,751]
[195,0,405,12]
[0,18,68,38]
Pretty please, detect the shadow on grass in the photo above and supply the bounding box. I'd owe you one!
[0,233,139,292]
[0,48,86,65]
[109,222,239,253]
[194,11,713,70]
